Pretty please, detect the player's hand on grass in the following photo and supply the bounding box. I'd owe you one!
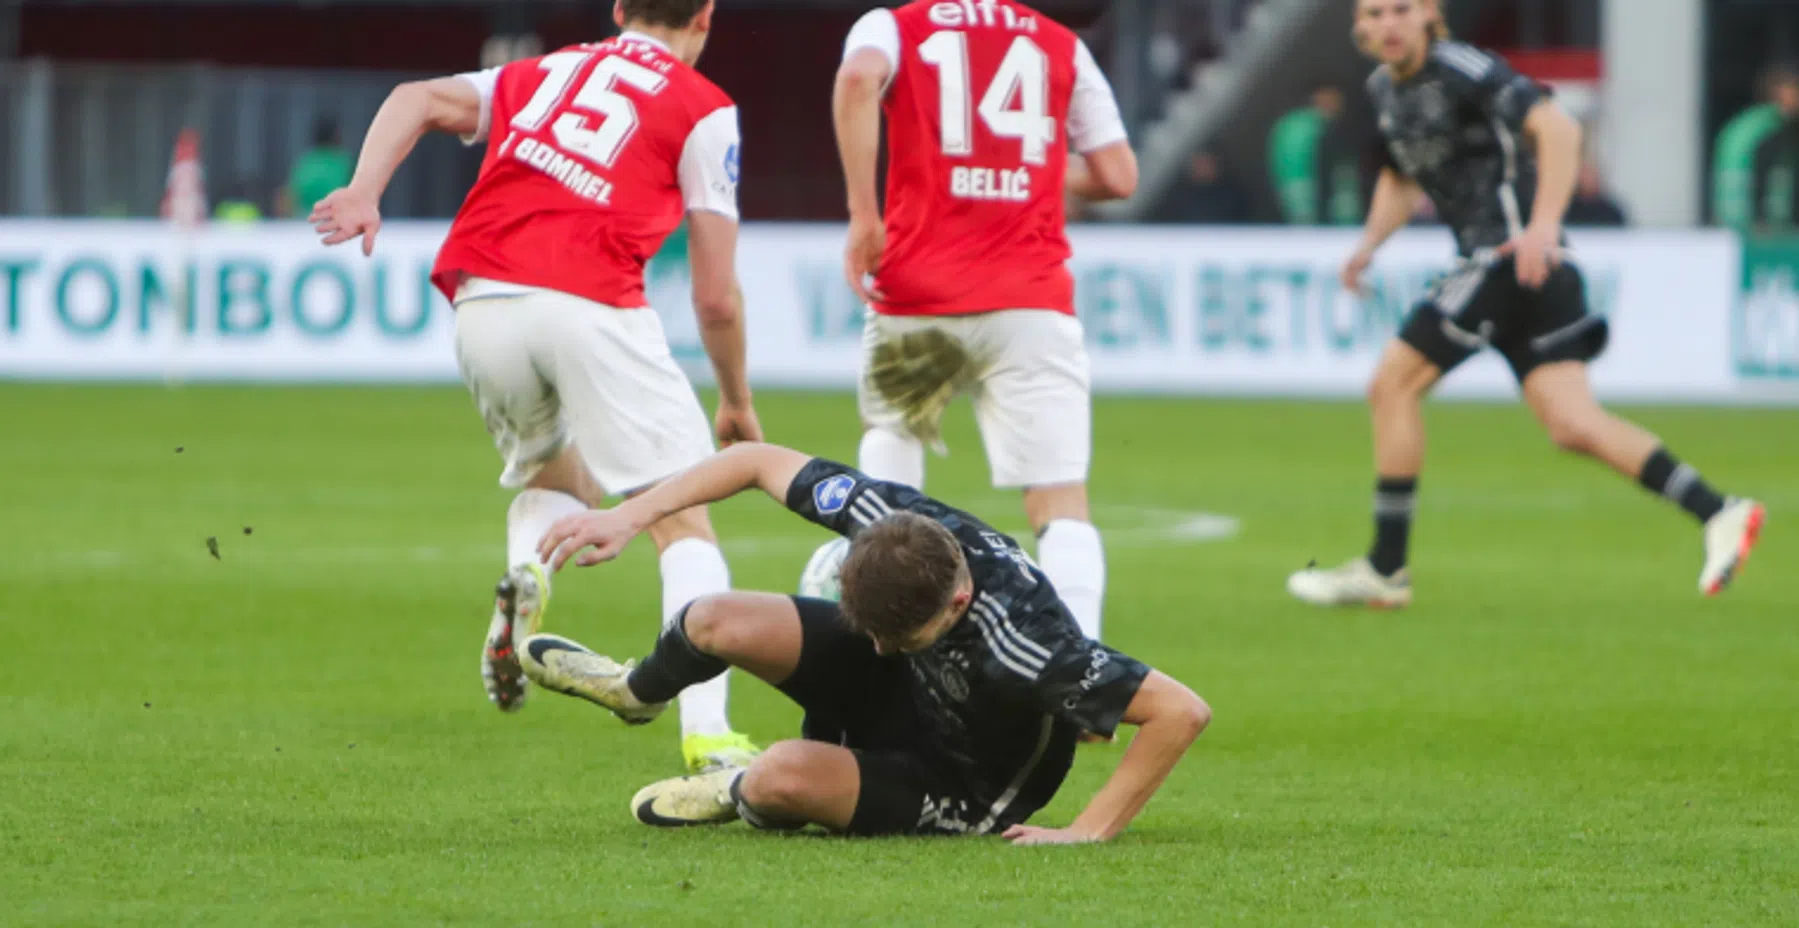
[1499,223,1561,289]
[844,214,887,305]
[539,510,638,571]
[1340,247,1375,298]
[715,402,763,447]
[1001,824,1103,846]
[311,187,382,256]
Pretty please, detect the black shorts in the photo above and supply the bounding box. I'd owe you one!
[1400,256,1609,382]
[775,597,1001,837]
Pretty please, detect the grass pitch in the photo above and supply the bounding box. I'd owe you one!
[2,385,1795,926]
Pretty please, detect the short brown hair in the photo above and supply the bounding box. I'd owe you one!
[838,512,965,650]
[620,0,710,29]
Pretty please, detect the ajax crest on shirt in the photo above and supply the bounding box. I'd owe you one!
[814,474,856,515]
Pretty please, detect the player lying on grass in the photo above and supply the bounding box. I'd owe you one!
[519,442,1210,843]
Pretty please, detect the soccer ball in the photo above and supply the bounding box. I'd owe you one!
[798,537,851,601]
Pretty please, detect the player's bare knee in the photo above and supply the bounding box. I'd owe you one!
[739,743,815,816]
[1542,411,1602,456]
[1366,369,1406,410]
[1186,695,1213,739]
[678,596,733,653]
[680,593,773,658]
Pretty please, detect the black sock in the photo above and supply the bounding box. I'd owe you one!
[1638,447,1726,523]
[731,770,803,830]
[1368,476,1417,577]
[625,606,727,704]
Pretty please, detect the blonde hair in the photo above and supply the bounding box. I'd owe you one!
[1353,0,1451,56]
[1427,0,1451,41]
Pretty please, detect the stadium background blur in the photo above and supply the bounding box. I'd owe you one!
[0,0,1791,226]
[3,2,1796,925]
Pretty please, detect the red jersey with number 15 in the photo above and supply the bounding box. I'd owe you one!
[433,35,740,309]
[858,1,1120,317]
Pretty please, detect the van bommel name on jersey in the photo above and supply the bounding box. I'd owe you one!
[508,136,615,205]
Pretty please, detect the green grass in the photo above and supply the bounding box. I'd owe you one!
[3,385,1796,926]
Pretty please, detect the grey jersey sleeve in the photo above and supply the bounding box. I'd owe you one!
[784,457,964,539]
[1432,42,1546,134]
[971,599,1152,738]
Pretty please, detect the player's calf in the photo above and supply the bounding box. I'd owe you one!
[674,593,806,685]
[1539,408,1606,458]
[641,507,757,767]
[735,740,859,831]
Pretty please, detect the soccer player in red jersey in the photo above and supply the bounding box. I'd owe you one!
[310,0,762,773]
[823,0,1139,643]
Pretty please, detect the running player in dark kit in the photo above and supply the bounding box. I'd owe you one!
[1289,0,1765,608]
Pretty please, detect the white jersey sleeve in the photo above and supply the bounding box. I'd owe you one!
[455,66,504,146]
[1067,40,1128,153]
[679,106,741,220]
[841,8,900,93]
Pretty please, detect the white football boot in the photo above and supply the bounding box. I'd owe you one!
[1699,498,1767,596]
[1287,557,1413,609]
[482,562,549,712]
[630,766,745,828]
[518,633,667,725]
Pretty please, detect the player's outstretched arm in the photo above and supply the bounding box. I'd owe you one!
[834,47,892,302]
[687,211,759,444]
[1004,671,1209,846]
[312,77,482,254]
[1504,100,1581,288]
[1341,168,1424,294]
[1520,101,1580,231]
[538,443,812,570]
[351,76,483,196]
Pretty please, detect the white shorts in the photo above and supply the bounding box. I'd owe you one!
[453,278,713,496]
[858,309,1091,489]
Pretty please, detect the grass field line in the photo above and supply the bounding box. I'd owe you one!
[17,504,1242,574]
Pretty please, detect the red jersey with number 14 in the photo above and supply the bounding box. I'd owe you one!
[873,1,1081,317]
[433,36,738,309]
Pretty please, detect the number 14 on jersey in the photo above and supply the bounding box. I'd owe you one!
[920,31,1056,203]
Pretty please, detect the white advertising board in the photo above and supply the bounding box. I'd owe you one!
[0,221,1784,404]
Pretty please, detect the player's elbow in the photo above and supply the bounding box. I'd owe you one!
[388,80,435,116]
[691,291,739,329]
[1102,165,1139,201]
[1086,145,1140,201]
[689,270,738,328]
[834,55,890,102]
[397,78,474,135]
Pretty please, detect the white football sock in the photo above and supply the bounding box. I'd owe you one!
[858,427,925,489]
[661,537,734,738]
[507,488,588,578]
[1038,519,1106,640]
